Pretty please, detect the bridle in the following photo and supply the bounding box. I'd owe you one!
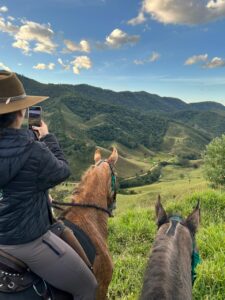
[96,159,117,213]
[52,160,117,218]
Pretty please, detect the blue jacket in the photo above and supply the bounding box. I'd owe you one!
[0,128,70,245]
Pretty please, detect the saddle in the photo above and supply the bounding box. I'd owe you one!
[0,219,96,295]
[0,248,40,293]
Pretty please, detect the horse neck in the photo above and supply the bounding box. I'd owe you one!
[74,195,109,239]
[71,174,110,240]
[141,225,193,300]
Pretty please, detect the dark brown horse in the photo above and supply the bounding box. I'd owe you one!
[140,196,200,300]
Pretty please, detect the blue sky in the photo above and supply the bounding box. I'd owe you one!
[1,0,225,104]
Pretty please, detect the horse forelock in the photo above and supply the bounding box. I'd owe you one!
[157,221,192,251]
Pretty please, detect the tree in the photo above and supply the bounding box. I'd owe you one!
[203,134,225,187]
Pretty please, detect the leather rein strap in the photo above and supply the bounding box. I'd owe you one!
[52,160,116,218]
[51,200,112,217]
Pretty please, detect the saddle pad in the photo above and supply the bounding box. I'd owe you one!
[62,219,96,266]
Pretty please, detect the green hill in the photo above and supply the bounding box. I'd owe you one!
[162,121,211,158]
[171,110,225,138]
[18,74,225,180]
[189,101,225,112]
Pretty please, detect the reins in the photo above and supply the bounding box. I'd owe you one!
[51,200,113,217]
[52,160,117,218]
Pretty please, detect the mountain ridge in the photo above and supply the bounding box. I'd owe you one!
[17,74,225,179]
[18,74,225,113]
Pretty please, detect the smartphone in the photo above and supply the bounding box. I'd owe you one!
[28,106,42,129]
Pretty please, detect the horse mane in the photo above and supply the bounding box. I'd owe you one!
[140,224,193,300]
[58,161,111,220]
[73,165,96,196]
[56,165,96,218]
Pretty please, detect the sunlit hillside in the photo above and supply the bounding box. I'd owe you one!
[20,75,225,180]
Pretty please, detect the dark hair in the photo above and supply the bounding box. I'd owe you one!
[0,111,18,130]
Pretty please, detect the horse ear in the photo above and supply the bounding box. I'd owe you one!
[185,200,200,235]
[155,195,168,227]
[107,147,118,165]
[94,148,102,164]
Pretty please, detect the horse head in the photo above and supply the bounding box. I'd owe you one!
[140,195,201,300]
[72,147,118,217]
[155,195,200,239]
[94,147,118,216]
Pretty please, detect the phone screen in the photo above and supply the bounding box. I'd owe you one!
[28,106,42,129]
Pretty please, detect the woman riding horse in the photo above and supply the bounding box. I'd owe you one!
[0,71,97,300]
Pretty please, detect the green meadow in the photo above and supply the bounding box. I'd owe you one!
[51,164,225,300]
[107,165,225,300]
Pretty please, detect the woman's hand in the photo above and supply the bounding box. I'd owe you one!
[32,120,49,139]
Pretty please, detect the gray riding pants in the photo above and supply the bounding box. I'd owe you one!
[0,230,97,300]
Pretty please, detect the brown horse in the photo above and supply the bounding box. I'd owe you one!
[62,147,118,300]
[140,196,200,300]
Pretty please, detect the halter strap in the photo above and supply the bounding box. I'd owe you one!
[169,216,183,222]
[95,159,117,194]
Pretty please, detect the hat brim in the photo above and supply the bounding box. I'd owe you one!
[0,95,49,114]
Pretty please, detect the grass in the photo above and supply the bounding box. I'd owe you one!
[107,166,225,299]
[51,165,224,299]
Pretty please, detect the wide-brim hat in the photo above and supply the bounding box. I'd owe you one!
[0,70,49,114]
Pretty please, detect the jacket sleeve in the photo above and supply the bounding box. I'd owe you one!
[36,134,71,191]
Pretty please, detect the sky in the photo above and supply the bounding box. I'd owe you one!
[0,0,225,104]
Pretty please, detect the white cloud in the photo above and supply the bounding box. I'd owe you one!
[58,58,70,70]
[64,39,90,53]
[33,42,55,54]
[0,62,11,71]
[33,63,55,70]
[8,16,15,21]
[105,28,140,48]
[204,57,225,68]
[0,17,18,35]
[12,39,30,54]
[134,51,160,65]
[207,0,225,9]
[129,0,225,25]
[15,21,57,54]
[0,18,57,54]
[70,56,92,74]
[185,54,225,69]
[149,51,160,62]
[134,59,144,65]
[0,6,8,13]
[185,54,208,65]
[48,63,55,70]
[127,12,146,26]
